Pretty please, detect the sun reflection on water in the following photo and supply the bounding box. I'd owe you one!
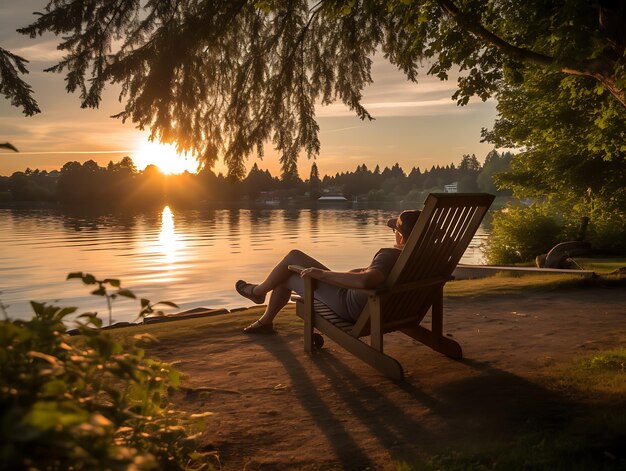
[159,206,179,263]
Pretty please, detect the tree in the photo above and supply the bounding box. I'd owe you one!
[458,154,481,172]
[482,67,626,254]
[476,150,513,195]
[483,70,626,207]
[9,1,626,177]
[308,161,322,198]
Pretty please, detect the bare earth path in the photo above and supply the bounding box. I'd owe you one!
[147,286,626,470]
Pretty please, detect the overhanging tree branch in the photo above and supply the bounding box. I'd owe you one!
[434,0,555,67]
[434,0,626,107]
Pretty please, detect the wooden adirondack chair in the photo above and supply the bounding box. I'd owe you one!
[289,193,495,380]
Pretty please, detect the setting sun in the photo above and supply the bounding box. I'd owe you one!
[133,140,199,174]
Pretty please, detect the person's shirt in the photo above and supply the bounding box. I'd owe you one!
[345,247,402,320]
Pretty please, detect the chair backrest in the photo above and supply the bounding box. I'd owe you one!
[375,193,494,330]
[387,193,494,286]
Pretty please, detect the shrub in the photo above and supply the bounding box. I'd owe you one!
[585,206,626,255]
[485,204,564,265]
[0,280,213,470]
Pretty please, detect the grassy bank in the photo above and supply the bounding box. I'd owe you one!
[395,345,626,470]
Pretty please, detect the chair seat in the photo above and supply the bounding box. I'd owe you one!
[293,296,354,333]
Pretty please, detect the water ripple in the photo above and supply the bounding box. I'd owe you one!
[1,206,488,324]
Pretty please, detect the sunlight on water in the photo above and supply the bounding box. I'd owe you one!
[0,206,491,324]
[158,206,179,264]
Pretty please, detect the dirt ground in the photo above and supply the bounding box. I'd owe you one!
[148,286,625,470]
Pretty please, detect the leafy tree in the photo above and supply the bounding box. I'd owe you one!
[484,70,626,207]
[458,154,480,172]
[245,162,277,198]
[482,67,626,255]
[9,0,626,177]
[308,161,322,198]
[476,150,513,195]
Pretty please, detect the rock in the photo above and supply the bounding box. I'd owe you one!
[544,241,592,268]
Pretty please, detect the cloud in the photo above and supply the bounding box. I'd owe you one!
[10,40,64,62]
[315,54,491,118]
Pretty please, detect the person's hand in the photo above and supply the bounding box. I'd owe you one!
[299,267,325,279]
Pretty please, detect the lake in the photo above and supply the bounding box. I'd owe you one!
[0,205,489,324]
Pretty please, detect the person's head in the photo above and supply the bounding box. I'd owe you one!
[387,210,421,246]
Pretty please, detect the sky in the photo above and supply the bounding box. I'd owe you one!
[0,1,501,179]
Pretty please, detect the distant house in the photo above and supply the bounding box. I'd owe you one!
[444,182,458,193]
[318,195,348,202]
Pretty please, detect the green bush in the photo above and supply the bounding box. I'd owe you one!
[485,204,564,265]
[0,280,213,470]
[585,206,626,255]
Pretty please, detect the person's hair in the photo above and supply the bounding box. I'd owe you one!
[387,210,421,238]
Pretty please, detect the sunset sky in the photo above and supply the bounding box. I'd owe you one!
[0,1,500,178]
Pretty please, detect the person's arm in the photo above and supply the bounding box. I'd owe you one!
[298,267,385,290]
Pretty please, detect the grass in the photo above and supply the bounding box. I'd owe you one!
[446,257,625,298]
[394,346,626,471]
[551,345,626,398]
[573,257,626,273]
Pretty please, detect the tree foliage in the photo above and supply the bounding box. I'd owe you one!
[482,68,626,211]
[7,0,626,177]
[0,46,40,116]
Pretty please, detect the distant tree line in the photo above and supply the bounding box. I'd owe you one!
[0,151,512,206]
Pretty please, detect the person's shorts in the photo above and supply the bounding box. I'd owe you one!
[286,273,357,321]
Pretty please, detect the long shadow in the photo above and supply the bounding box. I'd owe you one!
[259,332,581,463]
[311,350,434,460]
[255,334,376,470]
[441,357,585,432]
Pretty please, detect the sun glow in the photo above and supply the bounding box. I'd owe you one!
[133,140,199,174]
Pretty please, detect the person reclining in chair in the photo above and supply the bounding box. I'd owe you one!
[235,210,421,333]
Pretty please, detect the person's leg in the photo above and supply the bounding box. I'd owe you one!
[253,249,328,297]
[242,250,329,332]
[256,284,292,325]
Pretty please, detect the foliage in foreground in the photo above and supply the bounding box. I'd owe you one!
[0,287,212,469]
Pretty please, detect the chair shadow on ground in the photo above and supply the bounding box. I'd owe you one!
[255,333,581,467]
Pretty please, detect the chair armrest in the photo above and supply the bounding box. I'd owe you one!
[374,276,451,295]
[289,266,449,297]
[288,265,305,274]
[289,264,375,295]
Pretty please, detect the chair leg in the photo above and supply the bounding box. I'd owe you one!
[315,314,404,381]
[401,325,462,359]
[303,277,314,353]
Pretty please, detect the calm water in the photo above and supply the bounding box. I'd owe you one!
[0,205,488,324]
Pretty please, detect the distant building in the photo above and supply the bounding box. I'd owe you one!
[444,182,458,193]
[318,196,348,202]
